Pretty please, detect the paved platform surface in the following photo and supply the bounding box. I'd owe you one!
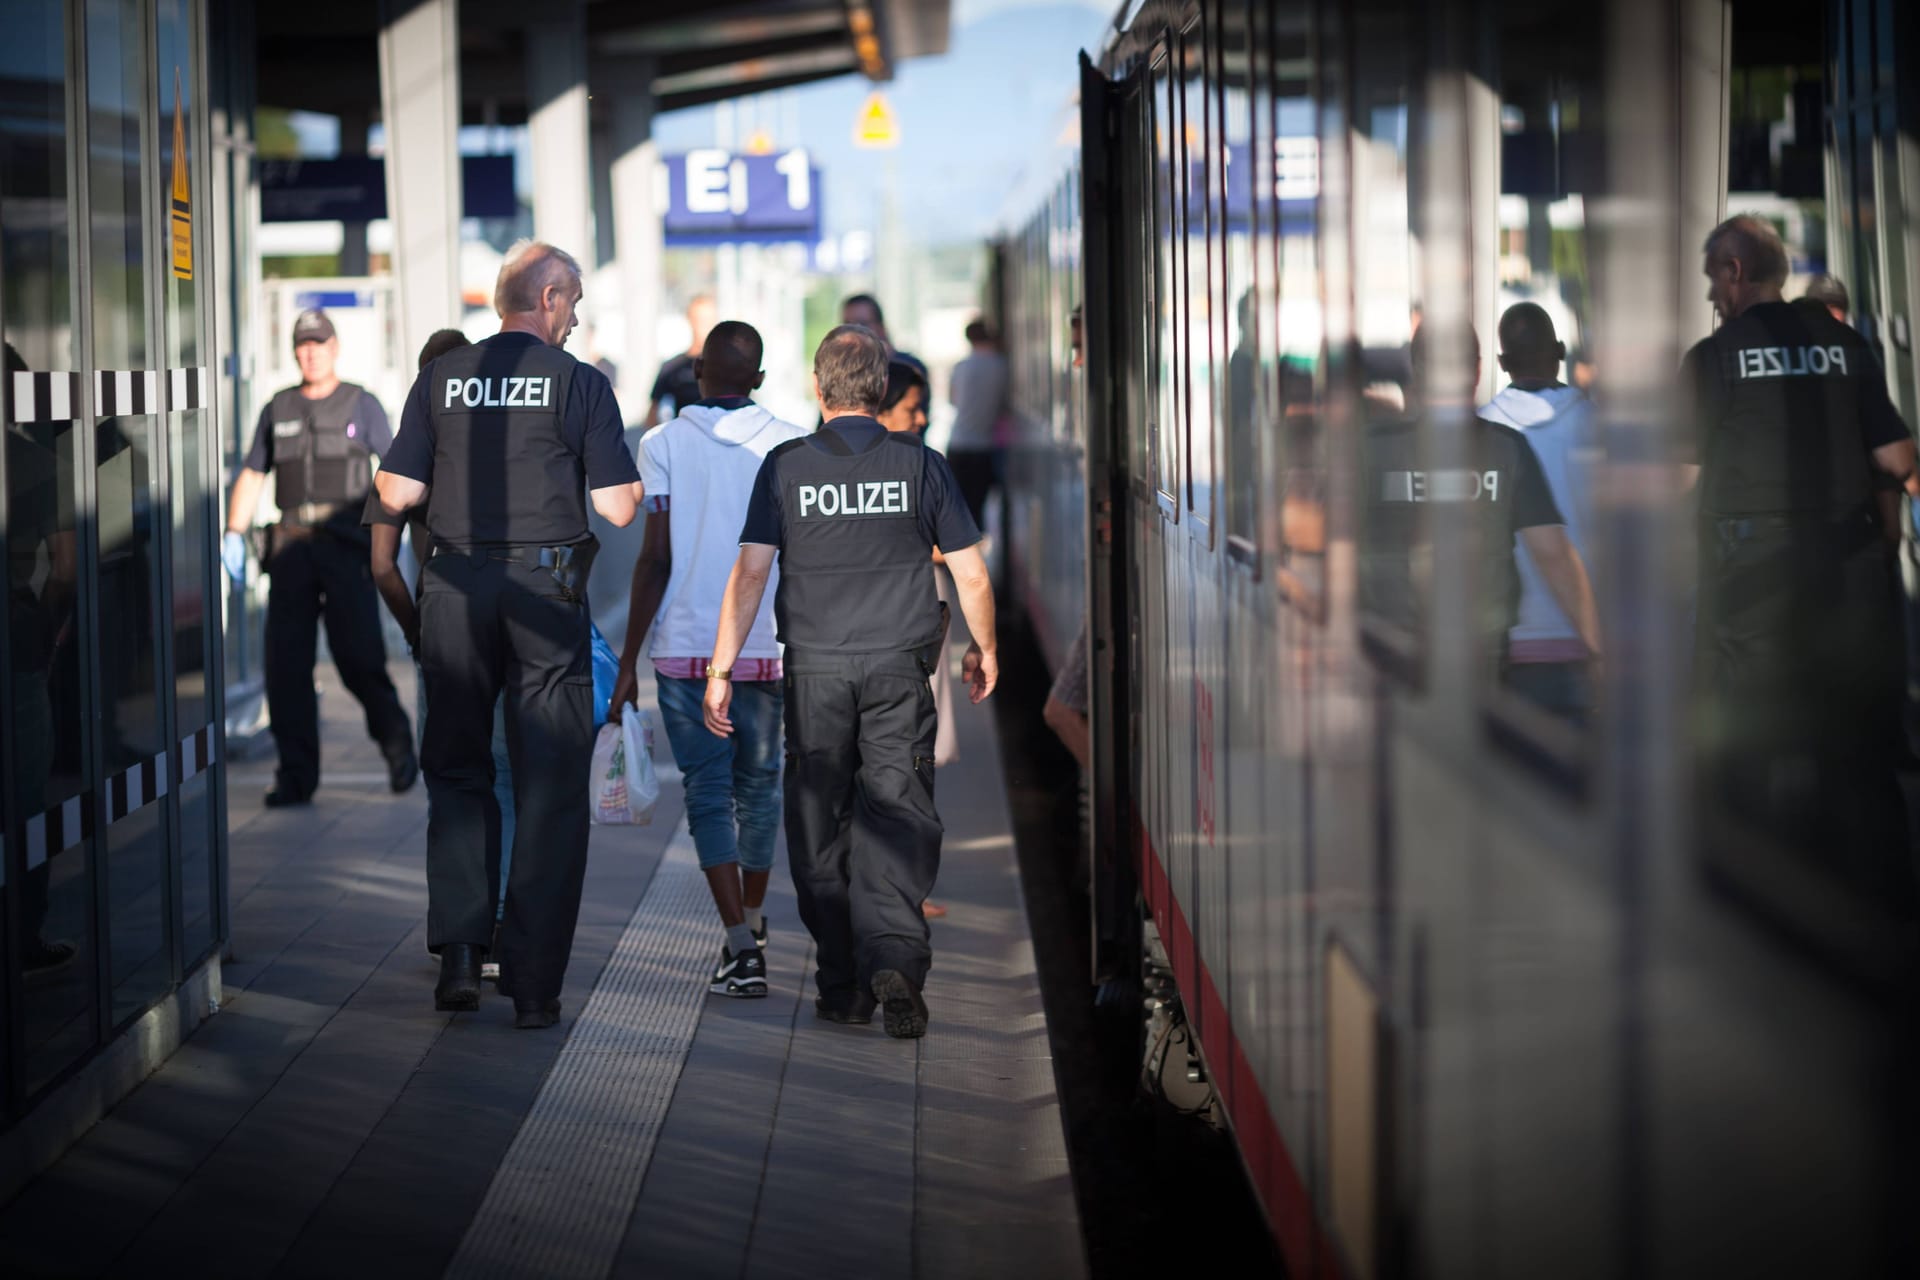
[0,655,1083,1279]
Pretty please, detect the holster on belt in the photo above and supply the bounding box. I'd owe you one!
[536,540,597,602]
[466,536,599,602]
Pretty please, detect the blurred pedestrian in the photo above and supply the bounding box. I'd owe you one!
[947,317,1009,527]
[223,308,416,807]
[1802,272,1851,326]
[645,294,717,428]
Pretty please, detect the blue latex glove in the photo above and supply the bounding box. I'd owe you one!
[221,530,247,585]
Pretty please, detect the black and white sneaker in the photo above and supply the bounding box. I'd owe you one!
[752,918,768,949]
[710,946,768,998]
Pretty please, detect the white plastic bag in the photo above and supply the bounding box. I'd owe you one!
[590,711,658,826]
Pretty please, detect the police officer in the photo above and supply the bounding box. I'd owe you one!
[704,324,997,1039]
[223,309,416,806]
[1684,214,1920,905]
[374,240,643,1027]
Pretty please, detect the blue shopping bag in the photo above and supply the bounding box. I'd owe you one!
[591,620,619,729]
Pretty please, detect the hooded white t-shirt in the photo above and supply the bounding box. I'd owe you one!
[636,401,809,661]
[1477,383,1598,653]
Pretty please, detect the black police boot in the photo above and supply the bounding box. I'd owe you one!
[869,970,928,1040]
[263,776,312,808]
[384,740,419,794]
[434,943,482,1012]
[813,990,876,1025]
[513,997,562,1030]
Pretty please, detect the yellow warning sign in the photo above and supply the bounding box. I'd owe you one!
[852,92,899,150]
[169,67,191,281]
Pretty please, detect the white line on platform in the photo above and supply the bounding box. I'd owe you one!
[444,828,713,1280]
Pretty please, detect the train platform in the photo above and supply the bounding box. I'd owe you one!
[0,657,1083,1279]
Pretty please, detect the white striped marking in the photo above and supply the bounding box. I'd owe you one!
[446,830,715,1280]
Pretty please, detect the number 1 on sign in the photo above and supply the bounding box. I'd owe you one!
[775,148,811,211]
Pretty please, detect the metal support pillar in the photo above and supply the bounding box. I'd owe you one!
[1677,0,1731,345]
[528,0,592,353]
[609,61,660,410]
[378,0,462,346]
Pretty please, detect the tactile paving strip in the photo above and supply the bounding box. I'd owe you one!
[445,831,713,1280]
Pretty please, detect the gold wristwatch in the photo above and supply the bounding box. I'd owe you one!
[705,663,732,681]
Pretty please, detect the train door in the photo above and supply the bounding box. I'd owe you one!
[1077,52,1141,986]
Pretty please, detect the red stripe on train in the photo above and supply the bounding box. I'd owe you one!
[1139,820,1328,1279]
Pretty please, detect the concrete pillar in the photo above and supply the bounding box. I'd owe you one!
[609,63,661,411]
[527,0,593,353]
[378,0,462,346]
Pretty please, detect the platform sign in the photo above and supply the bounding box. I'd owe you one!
[852,93,899,149]
[662,148,822,245]
[259,156,517,222]
[169,67,191,280]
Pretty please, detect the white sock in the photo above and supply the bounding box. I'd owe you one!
[725,923,757,955]
[745,906,764,934]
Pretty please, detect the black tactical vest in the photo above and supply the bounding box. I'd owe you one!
[422,336,583,546]
[1696,302,1878,521]
[773,428,943,653]
[267,383,374,514]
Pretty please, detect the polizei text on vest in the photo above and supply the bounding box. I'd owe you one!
[796,480,913,519]
[443,376,556,409]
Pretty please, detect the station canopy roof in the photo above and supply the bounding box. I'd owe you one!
[257,0,951,124]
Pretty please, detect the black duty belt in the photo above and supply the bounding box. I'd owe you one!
[433,538,598,602]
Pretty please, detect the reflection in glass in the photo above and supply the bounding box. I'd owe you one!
[90,0,173,1019]
[1152,50,1179,502]
[4,0,99,1088]
[1182,28,1214,524]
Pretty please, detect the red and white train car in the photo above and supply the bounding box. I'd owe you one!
[996,0,1920,1274]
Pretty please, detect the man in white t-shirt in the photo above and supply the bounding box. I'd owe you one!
[611,321,809,997]
[1477,302,1599,721]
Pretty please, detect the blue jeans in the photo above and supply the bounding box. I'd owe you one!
[655,675,783,871]
[418,664,514,918]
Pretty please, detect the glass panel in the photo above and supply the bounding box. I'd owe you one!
[106,800,169,1021]
[89,0,172,1021]
[3,0,99,1089]
[177,771,212,961]
[1283,0,1335,620]
[1183,25,1214,525]
[1222,12,1256,551]
[1153,49,1179,503]
[159,0,214,960]
[1352,0,1421,670]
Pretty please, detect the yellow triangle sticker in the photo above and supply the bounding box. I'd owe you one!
[169,67,191,281]
[852,92,899,149]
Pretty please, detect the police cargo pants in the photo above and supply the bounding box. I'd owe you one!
[783,647,943,996]
[417,551,594,1001]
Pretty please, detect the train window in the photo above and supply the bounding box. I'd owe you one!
[1351,0,1424,680]
[1182,20,1215,537]
[1152,45,1180,515]
[1271,0,1325,616]
[1221,3,1257,563]
[1125,83,1153,491]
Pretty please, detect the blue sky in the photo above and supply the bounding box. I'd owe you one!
[651,0,1111,246]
